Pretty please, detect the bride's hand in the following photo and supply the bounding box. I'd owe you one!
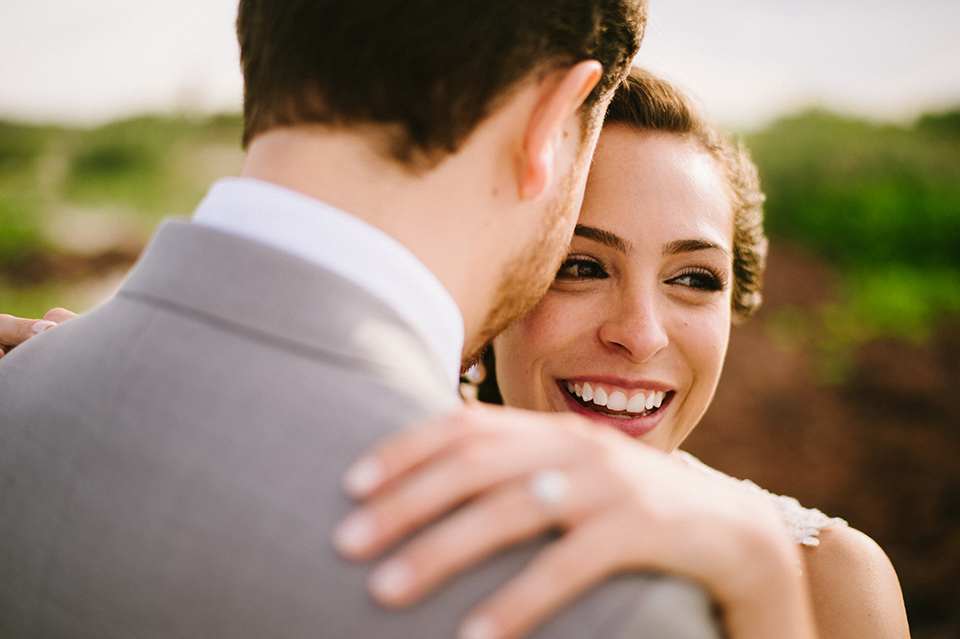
[333,403,817,639]
[0,308,77,359]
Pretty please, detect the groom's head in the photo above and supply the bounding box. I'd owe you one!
[236,0,645,170]
[236,0,647,363]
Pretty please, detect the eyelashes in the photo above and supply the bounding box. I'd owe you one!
[666,267,727,292]
[555,255,728,293]
[555,256,608,281]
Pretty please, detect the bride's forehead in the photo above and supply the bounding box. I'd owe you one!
[594,129,712,172]
[584,134,730,222]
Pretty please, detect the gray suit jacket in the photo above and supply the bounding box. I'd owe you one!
[0,221,719,638]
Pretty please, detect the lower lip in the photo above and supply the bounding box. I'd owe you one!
[556,381,669,438]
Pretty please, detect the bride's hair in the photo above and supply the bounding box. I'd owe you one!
[605,67,768,320]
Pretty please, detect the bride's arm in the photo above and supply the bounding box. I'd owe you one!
[332,403,818,639]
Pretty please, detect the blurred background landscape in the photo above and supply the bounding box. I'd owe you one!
[3,91,959,639]
[1,0,959,636]
[0,113,243,315]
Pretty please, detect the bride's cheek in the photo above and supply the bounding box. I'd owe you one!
[513,299,574,351]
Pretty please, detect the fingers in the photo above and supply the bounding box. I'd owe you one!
[342,407,490,498]
[345,462,622,613]
[334,405,718,639]
[458,525,617,639]
[365,479,549,608]
[344,404,596,499]
[0,313,57,353]
[334,404,809,639]
[0,308,75,357]
[43,307,78,323]
[335,431,570,560]
[335,408,592,561]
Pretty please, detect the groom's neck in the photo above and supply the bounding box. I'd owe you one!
[239,123,518,360]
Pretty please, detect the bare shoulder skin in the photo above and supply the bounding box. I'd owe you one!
[805,524,911,639]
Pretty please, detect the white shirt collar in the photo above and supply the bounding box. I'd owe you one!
[191,177,465,388]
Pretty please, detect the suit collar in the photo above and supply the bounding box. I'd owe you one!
[118,221,454,393]
[191,178,464,387]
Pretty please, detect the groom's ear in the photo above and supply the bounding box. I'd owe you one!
[517,60,603,201]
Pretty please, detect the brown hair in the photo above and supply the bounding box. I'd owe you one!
[236,0,647,169]
[605,67,768,320]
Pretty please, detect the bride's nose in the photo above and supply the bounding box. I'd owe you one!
[596,288,669,362]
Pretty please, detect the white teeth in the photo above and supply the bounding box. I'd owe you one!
[581,382,594,401]
[626,392,647,412]
[607,390,627,411]
[567,382,668,415]
[593,386,608,407]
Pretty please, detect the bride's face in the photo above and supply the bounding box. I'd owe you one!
[494,126,735,452]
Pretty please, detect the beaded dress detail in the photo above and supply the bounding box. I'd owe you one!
[677,451,846,547]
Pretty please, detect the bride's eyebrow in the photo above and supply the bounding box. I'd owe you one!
[662,238,730,257]
[573,225,630,253]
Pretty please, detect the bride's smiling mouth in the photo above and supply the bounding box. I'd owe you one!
[556,379,674,437]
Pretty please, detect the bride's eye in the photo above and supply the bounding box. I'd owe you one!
[666,267,726,292]
[555,257,608,281]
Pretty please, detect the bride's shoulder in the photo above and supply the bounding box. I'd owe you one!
[804,525,910,639]
[807,524,896,579]
[673,451,910,638]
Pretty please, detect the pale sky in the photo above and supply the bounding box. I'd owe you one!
[1,0,958,130]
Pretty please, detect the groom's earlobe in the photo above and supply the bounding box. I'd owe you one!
[517,60,602,201]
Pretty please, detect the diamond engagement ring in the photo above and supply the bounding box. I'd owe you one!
[528,468,570,510]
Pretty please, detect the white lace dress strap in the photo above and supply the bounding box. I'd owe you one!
[676,451,847,547]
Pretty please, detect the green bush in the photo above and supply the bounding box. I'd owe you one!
[65,116,190,212]
[0,194,46,262]
[749,110,960,269]
[59,113,242,217]
[0,121,49,170]
[916,108,960,138]
[746,109,960,379]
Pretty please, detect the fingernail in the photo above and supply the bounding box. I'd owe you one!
[32,321,56,334]
[368,557,414,603]
[343,456,385,497]
[458,615,500,639]
[332,510,377,557]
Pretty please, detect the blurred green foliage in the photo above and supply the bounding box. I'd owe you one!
[0,280,73,321]
[0,194,46,262]
[749,109,960,271]
[746,108,960,381]
[0,121,59,262]
[0,112,244,317]
[65,114,244,215]
[0,121,51,169]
